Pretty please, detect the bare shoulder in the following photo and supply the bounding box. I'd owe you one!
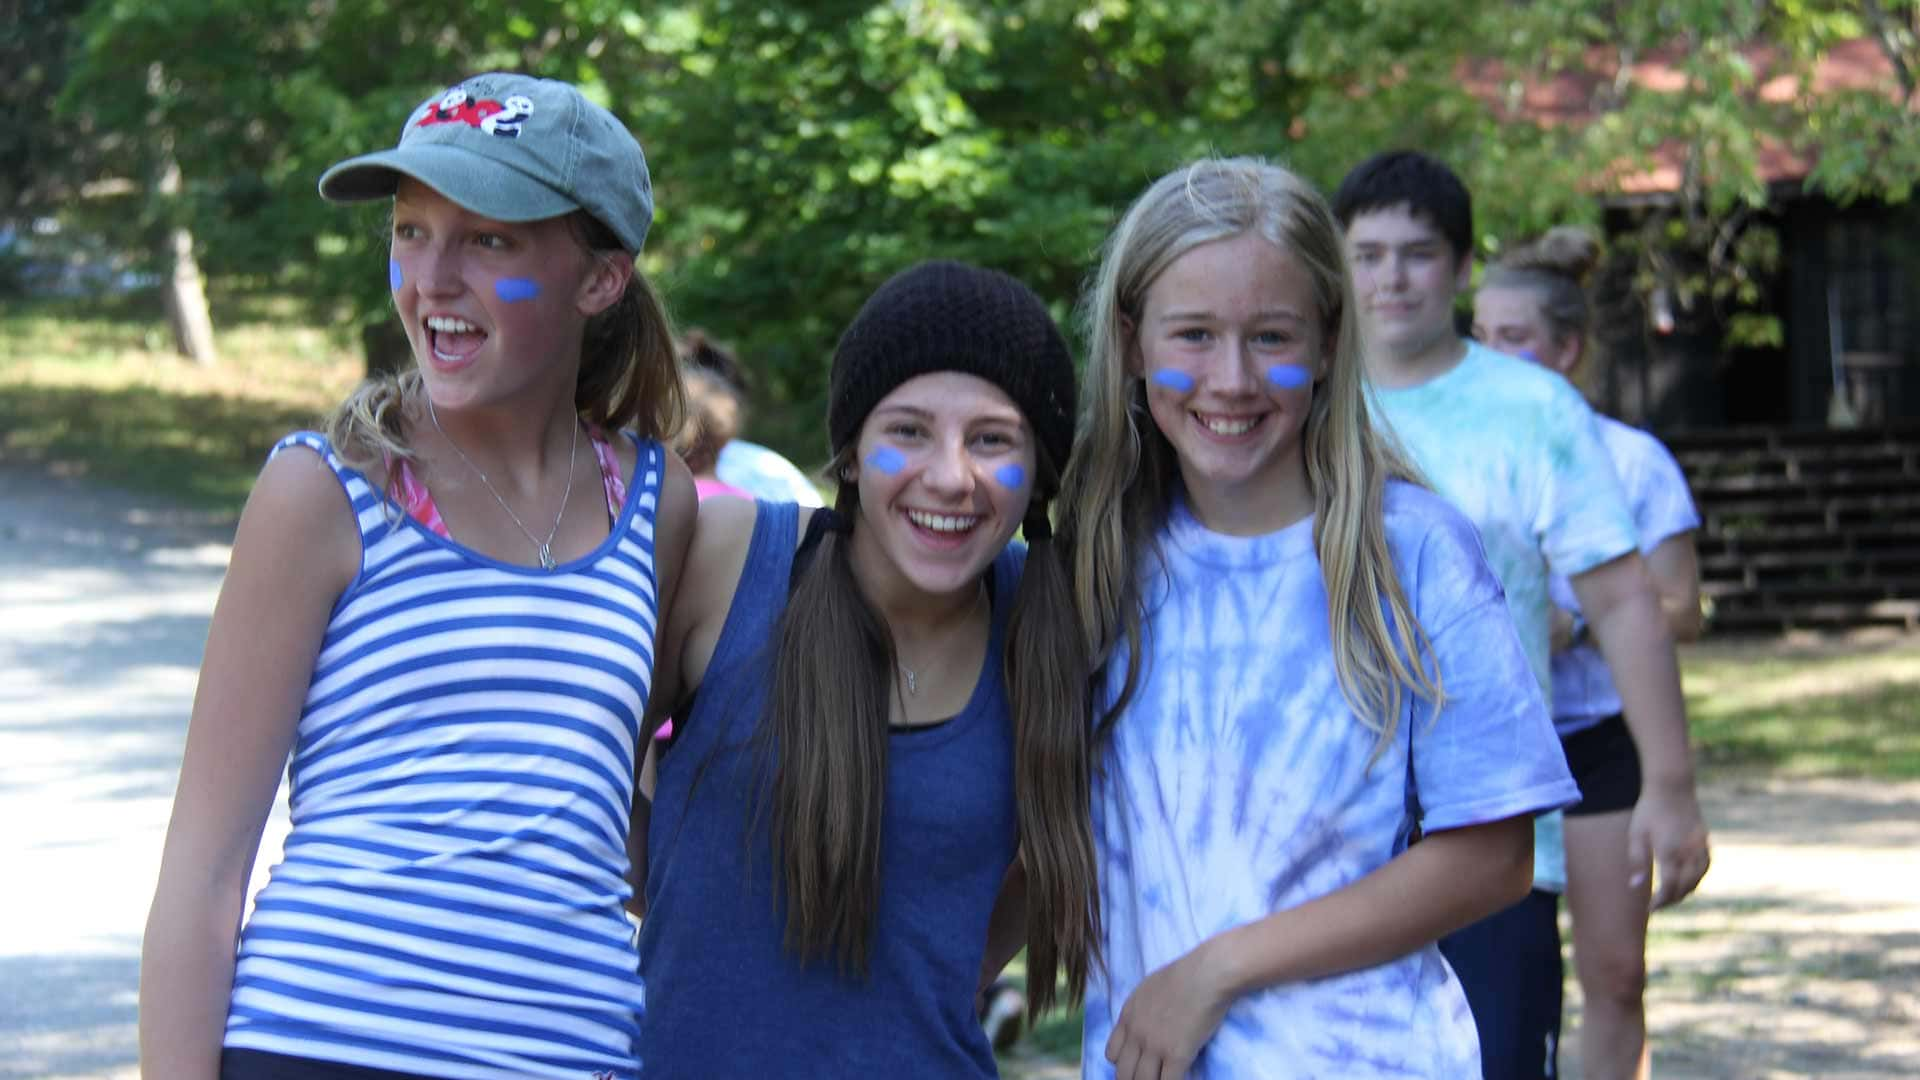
[237,445,362,598]
[685,493,757,607]
[667,493,760,695]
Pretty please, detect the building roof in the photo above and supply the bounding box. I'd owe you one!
[1459,37,1913,195]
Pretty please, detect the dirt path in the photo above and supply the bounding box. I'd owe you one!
[1606,775,1920,1080]
[3,461,1915,1079]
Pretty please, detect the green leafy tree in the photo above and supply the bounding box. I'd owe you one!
[40,0,1919,445]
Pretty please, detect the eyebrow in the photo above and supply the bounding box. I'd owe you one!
[1350,239,1442,250]
[871,403,1024,425]
[1155,308,1308,323]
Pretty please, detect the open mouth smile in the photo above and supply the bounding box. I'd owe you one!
[1192,411,1266,437]
[905,509,982,534]
[425,315,487,363]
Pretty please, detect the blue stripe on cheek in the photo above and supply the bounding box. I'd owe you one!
[494,278,542,303]
[994,464,1027,490]
[1266,364,1312,389]
[865,447,907,475]
[389,261,403,290]
[1151,369,1196,393]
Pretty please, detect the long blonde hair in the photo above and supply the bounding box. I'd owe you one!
[1060,157,1442,755]
[325,211,684,474]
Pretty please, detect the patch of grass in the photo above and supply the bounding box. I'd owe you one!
[1022,1004,1086,1060]
[1682,643,1920,779]
[991,955,1085,1064]
[0,293,361,512]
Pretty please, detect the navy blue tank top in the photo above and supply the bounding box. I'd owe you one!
[638,500,1022,1077]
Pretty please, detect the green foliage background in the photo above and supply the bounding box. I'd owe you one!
[14,0,1920,465]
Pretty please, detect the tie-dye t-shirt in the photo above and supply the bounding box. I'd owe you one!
[1368,342,1638,889]
[1083,482,1579,1080]
[1548,416,1699,734]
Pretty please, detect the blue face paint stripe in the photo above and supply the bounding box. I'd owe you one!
[1151,369,1196,393]
[389,261,403,290]
[994,464,1027,490]
[1266,364,1312,390]
[865,447,907,475]
[494,278,541,303]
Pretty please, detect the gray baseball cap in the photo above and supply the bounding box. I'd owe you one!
[319,72,654,253]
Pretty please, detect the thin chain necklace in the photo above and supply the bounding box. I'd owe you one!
[897,581,987,697]
[425,395,578,571]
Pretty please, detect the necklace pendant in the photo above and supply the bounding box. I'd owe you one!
[903,668,919,696]
[538,543,557,571]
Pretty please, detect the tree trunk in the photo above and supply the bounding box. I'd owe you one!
[155,152,217,366]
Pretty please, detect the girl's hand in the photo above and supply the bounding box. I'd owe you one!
[1629,780,1711,910]
[1105,942,1233,1080]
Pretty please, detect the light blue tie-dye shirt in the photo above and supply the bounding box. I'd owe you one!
[715,439,825,507]
[1548,415,1699,733]
[1368,342,1639,889]
[1083,482,1579,1080]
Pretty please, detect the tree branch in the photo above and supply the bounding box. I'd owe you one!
[1860,0,1918,101]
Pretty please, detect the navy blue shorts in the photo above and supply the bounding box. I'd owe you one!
[1440,888,1564,1079]
[221,1050,436,1080]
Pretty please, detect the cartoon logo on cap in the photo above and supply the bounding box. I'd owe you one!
[417,87,534,139]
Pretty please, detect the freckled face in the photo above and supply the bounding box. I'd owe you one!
[1136,232,1329,530]
[847,372,1036,599]
[389,179,620,410]
[1473,285,1577,374]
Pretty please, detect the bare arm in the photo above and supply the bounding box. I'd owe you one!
[1569,551,1710,909]
[1644,531,1702,643]
[1104,816,1532,1080]
[139,450,357,1079]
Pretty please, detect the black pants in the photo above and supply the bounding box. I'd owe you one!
[1439,888,1564,1080]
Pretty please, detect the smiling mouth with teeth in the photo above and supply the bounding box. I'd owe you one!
[424,315,487,362]
[1195,413,1262,436]
[905,509,981,533]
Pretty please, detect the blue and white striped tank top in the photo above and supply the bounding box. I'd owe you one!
[224,431,661,1080]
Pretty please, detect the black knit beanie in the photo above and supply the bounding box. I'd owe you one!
[828,261,1077,478]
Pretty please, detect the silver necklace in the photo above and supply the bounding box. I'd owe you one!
[897,583,986,697]
[425,395,578,570]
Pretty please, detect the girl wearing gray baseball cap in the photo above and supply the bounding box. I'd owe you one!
[140,73,692,1080]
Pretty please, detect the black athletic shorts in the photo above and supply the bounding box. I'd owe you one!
[1562,712,1641,817]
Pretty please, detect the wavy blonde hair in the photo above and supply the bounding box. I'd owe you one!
[325,211,684,476]
[1060,157,1442,756]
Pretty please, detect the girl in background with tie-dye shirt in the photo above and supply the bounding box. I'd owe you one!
[1475,225,1705,1080]
[1058,157,1579,1079]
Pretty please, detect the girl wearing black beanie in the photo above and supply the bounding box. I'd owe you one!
[633,261,1095,1077]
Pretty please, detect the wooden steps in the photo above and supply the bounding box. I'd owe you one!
[1666,423,1920,635]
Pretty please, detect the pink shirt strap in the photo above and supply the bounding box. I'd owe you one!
[388,427,628,541]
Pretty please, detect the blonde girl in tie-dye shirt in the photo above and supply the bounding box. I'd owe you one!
[1058,158,1578,1079]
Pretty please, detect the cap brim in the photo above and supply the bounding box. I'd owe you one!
[318,143,578,223]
